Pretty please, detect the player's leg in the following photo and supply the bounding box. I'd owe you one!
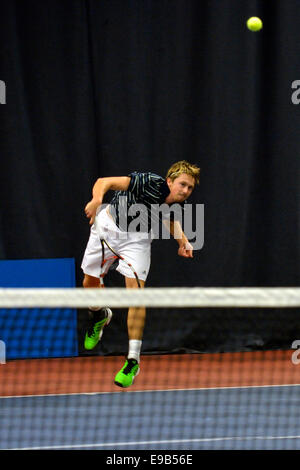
[83,273,100,288]
[114,276,145,388]
[126,276,146,345]
[81,209,117,350]
[82,275,113,350]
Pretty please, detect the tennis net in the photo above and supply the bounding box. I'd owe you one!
[1,287,300,451]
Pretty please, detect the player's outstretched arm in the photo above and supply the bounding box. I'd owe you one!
[163,220,193,258]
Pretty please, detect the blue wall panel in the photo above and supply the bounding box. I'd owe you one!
[0,258,78,359]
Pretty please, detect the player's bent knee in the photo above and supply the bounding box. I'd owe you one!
[83,274,100,288]
[125,277,145,289]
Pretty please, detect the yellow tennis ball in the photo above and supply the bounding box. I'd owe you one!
[247,17,263,32]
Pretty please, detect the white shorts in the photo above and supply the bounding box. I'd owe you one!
[81,206,152,282]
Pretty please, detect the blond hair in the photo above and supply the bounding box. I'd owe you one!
[166,160,200,185]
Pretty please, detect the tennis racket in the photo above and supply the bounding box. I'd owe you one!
[100,237,141,288]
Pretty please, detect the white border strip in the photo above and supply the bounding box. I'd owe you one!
[2,382,300,399]
[1,287,300,308]
[7,434,300,450]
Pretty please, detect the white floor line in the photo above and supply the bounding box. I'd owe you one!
[1,382,300,399]
[7,434,300,450]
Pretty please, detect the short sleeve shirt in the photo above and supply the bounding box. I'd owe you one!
[109,172,184,232]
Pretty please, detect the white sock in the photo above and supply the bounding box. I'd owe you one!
[128,340,142,363]
[88,306,101,318]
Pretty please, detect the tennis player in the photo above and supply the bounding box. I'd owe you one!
[81,160,200,387]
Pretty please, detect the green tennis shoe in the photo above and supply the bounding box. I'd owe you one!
[84,308,113,350]
[114,358,140,388]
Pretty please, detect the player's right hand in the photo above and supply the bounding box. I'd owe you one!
[84,199,101,225]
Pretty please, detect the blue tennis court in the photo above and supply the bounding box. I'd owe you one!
[1,384,300,450]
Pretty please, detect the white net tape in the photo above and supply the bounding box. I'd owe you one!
[0,287,300,308]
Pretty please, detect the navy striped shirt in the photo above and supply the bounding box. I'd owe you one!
[109,172,184,233]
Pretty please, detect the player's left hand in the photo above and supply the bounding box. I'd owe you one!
[178,242,193,258]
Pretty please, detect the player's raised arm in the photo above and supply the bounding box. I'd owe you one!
[85,176,131,225]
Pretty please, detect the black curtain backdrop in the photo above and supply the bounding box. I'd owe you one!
[1,0,300,356]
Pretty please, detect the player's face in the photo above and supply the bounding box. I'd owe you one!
[166,173,195,203]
